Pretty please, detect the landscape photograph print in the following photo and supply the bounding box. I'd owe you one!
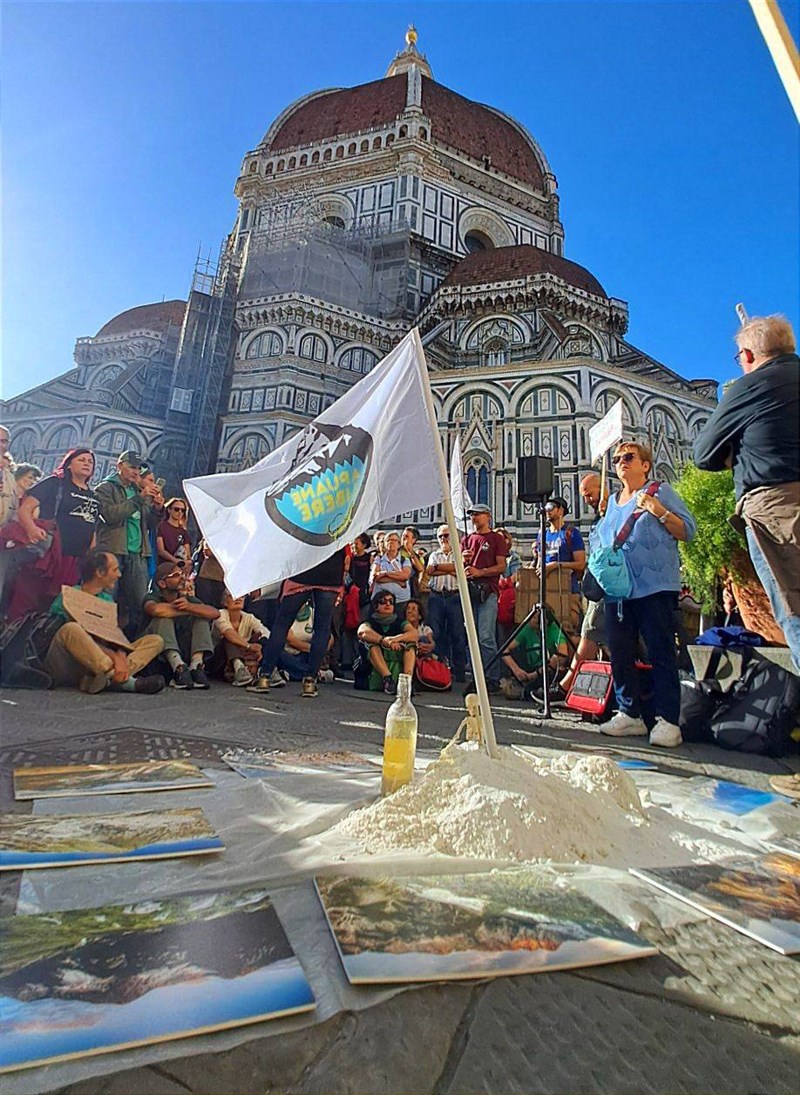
[0,886,315,1072]
[315,868,657,984]
[0,807,224,871]
[631,854,800,955]
[13,760,214,800]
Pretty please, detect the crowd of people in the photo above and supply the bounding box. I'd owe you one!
[0,313,797,756]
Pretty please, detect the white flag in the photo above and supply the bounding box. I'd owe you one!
[449,432,473,528]
[588,397,624,464]
[184,331,445,597]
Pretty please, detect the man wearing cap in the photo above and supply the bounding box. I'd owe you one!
[95,451,164,639]
[461,505,507,693]
[532,497,586,594]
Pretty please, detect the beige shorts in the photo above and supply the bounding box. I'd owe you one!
[581,598,606,645]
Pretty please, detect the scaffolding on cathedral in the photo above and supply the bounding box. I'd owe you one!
[238,185,413,320]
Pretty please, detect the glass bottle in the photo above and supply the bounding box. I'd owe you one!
[381,673,418,796]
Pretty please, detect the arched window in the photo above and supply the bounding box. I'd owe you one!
[399,125,408,138]
[311,150,320,164]
[335,146,344,159]
[466,460,489,505]
[47,424,80,452]
[372,137,382,150]
[11,428,37,462]
[288,156,296,169]
[248,162,258,174]
[484,338,509,368]
[464,230,494,254]
[276,159,285,172]
[299,154,308,167]
[323,148,332,161]
[229,433,272,469]
[298,333,327,362]
[419,127,428,140]
[347,143,356,155]
[246,331,282,359]
[360,140,369,153]
[94,428,139,455]
[265,162,273,175]
[324,215,345,229]
[339,347,378,373]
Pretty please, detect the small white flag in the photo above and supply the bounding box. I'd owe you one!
[449,432,473,529]
[184,331,445,597]
[588,398,624,464]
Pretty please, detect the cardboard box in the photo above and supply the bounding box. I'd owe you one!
[514,567,581,636]
[61,586,133,651]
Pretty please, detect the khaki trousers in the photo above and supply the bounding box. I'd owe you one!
[44,623,164,692]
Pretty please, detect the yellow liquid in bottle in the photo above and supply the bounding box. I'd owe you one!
[381,719,417,795]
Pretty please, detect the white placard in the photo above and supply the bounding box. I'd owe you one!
[588,398,624,464]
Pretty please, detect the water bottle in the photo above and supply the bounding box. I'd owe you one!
[381,673,418,795]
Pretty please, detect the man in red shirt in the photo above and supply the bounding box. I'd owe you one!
[461,504,507,693]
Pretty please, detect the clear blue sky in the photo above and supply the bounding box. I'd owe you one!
[2,0,798,399]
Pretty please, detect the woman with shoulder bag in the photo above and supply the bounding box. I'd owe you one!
[592,442,696,748]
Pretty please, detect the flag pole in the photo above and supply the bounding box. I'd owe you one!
[411,328,499,759]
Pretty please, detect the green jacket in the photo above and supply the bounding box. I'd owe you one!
[94,474,161,557]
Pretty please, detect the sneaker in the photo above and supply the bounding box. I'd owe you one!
[649,718,682,748]
[80,670,111,695]
[232,665,253,687]
[134,675,166,694]
[170,665,193,690]
[246,675,270,694]
[599,712,647,737]
[383,675,397,696]
[301,675,319,698]
[317,668,335,683]
[269,668,286,688]
[191,666,210,690]
[548,685,568,705]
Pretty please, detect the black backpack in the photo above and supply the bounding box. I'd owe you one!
[0,613,63,689]
[709,658,800,757]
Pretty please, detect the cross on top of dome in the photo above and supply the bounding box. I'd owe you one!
[386,24,433,78]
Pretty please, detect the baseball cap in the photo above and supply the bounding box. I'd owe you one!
[118,449,145,468]
[545,496,569,512]
[467,503,491,515]
[156,561,183,582]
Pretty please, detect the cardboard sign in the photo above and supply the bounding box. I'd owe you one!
[589,398,624,464]
[61,586,133,651]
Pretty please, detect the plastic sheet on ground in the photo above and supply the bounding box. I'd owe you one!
[6,751,796,1092]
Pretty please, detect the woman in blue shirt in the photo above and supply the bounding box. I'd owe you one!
[593,442,696,748]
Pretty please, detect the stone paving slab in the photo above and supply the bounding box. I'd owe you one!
[438,974,800,1095]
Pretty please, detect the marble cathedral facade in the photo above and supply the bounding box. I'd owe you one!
[2,31,717,534]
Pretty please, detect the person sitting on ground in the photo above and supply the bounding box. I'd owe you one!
[404,598,435,656]
[357,590,415,694]
[370,530,413,605]
[143,562,220,690]
[45,550,165,694]
[213,589,273,687]
[9,447,101,620]
[500,608,569,701]
[157,497,193,569]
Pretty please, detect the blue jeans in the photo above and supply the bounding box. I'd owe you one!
[605,591,680,724]
[257,588,337,679]
[473,591,500,685]
[426,592,467,675]
[746,528,800,673]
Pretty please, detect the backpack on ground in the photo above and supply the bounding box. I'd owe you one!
[709,658,800,757]
[566,660,614,720]
[0,613,63,689]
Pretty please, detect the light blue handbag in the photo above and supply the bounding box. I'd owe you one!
[587,483,661,601]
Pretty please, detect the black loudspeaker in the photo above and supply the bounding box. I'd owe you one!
[517,456,554,503]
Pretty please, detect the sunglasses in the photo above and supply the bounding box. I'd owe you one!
[170,506,186,513]
[612,452,636,465]
[438,533,450,539]
[377,597,395,605]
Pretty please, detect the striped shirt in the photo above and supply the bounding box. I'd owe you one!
[426,549,458,593]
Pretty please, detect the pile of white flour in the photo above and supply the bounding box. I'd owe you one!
[331,743,681,867]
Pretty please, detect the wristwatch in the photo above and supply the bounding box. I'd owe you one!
[658,510,671,524]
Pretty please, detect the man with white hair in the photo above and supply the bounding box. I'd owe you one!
[426,523,467,680]
[693,314,800,672]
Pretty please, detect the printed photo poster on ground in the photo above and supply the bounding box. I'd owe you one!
[185,331,445,597]
[588,398,624,466]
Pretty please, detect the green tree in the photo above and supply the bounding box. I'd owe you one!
[673,462,743,610]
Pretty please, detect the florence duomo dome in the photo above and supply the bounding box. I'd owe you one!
[2,29,717,531]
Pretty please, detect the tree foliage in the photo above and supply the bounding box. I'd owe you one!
[673,462,742,610]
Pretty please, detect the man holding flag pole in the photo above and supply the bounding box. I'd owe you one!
[185,328,500,758]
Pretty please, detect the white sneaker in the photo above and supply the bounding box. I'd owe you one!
[599,712,648,737]
[268,668,286,688]
[649,718,682,748]
[232,665,253,687]
[317,669,334,683]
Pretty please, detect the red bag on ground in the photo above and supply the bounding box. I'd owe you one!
[565,660,614,718]
[414,656,452,692]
